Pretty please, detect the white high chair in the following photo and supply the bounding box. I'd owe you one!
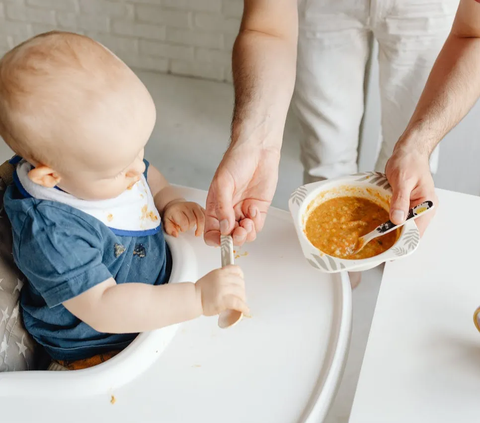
[0,187,352,423]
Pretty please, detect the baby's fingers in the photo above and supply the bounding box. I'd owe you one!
[222,265,244,279]
[228,282,247,303]
[224,295,250,315]
[193,205,206,237]
[164,219,180,237]
[170,210,190,233]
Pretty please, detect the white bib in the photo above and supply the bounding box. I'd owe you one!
[15,160,161,236]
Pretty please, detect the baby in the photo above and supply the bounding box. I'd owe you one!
[0,32,248,370]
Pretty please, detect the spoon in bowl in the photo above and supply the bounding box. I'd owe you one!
[350,200,435,256]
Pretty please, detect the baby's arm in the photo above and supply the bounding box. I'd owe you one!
[148,164,205,237]
[147,164,184,214]
[63,266,248,334]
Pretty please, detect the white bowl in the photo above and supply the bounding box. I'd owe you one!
[289,172,421,273]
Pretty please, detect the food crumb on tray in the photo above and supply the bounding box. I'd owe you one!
[233,250,249,260]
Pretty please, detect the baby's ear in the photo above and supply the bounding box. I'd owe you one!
[28,166,62,188]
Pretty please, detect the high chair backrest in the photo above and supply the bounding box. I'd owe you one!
[0,160,14,188]
[0,158,38,371]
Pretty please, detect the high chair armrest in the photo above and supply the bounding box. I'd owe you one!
[0,159,15,187]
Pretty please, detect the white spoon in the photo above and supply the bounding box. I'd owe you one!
[351,200,435,255]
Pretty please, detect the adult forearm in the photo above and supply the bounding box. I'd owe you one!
[230,29,297,151]
[398,34,480,155]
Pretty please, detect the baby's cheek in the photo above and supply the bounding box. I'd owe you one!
[92,180,125,200]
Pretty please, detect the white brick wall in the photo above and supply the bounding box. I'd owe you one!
[0,0,243,82]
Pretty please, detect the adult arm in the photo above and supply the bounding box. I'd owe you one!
[205,0,298,246]
[387,0,480,234]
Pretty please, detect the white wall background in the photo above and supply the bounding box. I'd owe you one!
[0,0,242,82]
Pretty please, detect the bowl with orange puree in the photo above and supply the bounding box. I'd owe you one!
[289,172,421,273]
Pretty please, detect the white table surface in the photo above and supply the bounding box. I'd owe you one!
[349,189,480,423]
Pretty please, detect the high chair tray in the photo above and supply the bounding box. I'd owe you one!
[0,187,352,423]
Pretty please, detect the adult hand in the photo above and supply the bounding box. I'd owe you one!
[385,146,438,236]
[205,145,280,246]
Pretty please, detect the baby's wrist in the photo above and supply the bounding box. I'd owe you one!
[164,198,186,209]
[153,184,186,213]
[156,196,185,214]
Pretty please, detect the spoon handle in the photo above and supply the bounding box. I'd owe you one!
[221,234,235,267]
[218,235,243,329]
[376,200,435,236]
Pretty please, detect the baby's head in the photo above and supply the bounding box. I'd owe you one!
[0,31,156,200]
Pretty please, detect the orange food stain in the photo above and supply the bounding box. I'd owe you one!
[110,395,116,405]
[234,251,248,260]
[107,213,114,222]
[147,211,159,222]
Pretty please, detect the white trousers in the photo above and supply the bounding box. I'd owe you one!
[292,0,459,183]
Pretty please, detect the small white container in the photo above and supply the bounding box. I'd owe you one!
[289,172,421,273]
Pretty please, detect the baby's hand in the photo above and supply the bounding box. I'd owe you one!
[163,201,205,237]
[195,265,249,317]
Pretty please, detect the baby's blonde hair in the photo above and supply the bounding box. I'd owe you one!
[0,31,130,171]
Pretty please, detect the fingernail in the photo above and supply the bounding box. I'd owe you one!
[249,207,257,218]
[233,235,245,245]
[392,210,405,223]
[220,219,229,234]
